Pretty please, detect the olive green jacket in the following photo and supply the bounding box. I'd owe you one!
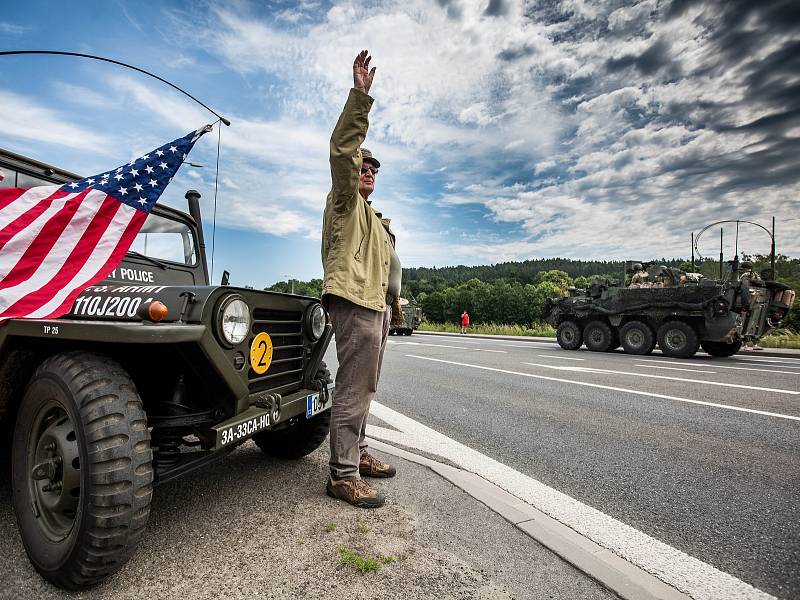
[321,88,396,312]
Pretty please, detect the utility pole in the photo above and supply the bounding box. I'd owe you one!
[284,274,294,294]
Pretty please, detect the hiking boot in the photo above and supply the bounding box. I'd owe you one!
[359,451,397,478]
[326,477,385,508]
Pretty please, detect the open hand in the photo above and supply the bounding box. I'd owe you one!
[353,50,376,94]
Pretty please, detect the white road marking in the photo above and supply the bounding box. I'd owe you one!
[406,354,800,422]
[733,360,800,369]
[522,362,798,396]
[732,357,800,366]
[390,341,506,353]
[635,364,716,374]
[538,354,585,361]
[390,341,468,350]
[637,358,799,376]
[367,402,775,600]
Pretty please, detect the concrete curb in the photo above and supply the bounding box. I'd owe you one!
[414,330,800,358]
[369,438,692,600]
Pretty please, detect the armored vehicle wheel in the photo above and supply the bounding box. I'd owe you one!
[556,321,583,350]
[404,329,413,336]
[701,339,742,357]
[583,321,614,352]
[12,352,153,589]
[657,321,700,358]
[619,321,656,355]
[253,362,332,459]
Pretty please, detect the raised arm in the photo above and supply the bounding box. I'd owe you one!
[329,50,376,212]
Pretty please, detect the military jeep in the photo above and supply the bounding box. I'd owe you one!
[0,149,334,588]
[389,298,422,336]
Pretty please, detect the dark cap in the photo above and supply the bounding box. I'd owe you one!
[361,148,380,168]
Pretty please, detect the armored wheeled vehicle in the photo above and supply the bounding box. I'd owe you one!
[389,298,422,336]
[0,149,335,588]
[544,263,794,358]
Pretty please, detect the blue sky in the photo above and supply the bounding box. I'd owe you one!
[1,0,798,288]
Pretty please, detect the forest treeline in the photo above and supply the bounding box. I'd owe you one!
[266,255,800,330]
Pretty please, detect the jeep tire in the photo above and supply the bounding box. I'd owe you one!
[657,321,700,358]
[253,362,332,459]
[12,351,153,589]
[556,321,583,350]
[620,321,656,355]
[583,321,614,352]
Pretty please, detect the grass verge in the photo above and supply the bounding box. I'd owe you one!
[418,322,800,349]
[418,320,557,337]
[338,546,386,575]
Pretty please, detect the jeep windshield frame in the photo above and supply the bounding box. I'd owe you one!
[0,148,209,285]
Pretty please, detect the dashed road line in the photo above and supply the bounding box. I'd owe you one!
[635,364,716,374]
[636,358,798,375]
[406,354,800,422]
[522,362,798,395]
[538,354,585,361]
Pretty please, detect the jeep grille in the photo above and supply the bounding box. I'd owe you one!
[248,308,305,394]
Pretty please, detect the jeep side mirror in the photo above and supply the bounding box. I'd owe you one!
[221,270,230,286]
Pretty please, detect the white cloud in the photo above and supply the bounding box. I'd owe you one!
[0,91,111,152]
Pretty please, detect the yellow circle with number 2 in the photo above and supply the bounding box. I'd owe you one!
[250,332,273,374]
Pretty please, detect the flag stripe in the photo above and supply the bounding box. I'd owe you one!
[0,197,69,280]
[0,186,63,228]
[0,190,97,294]
[0,194,125,317]
[0,194,61,251]
[32,208,148,319]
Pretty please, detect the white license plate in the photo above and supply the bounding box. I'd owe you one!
[219,413,270,447]
[306,391,331,418]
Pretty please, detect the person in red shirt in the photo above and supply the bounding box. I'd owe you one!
[461,311,470,334]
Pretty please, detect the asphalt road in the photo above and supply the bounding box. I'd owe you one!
[339,333,800,599]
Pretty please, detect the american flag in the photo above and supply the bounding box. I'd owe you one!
[0,126,210,322]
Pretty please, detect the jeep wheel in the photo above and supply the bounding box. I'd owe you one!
[620,321,656,355]
[583,321,614,352]
[12,352,153,589]
[556,321,583,350]
[701,339,742,357]
[253,362,332,459]
[657,321,700,358]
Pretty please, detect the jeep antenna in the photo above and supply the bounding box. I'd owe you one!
[0,51,231,126]
[0,50,230,281]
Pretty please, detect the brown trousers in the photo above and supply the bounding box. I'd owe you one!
[327,295,391,480]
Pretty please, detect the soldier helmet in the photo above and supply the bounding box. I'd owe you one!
[632,263,643,271]
[740,260,753,269]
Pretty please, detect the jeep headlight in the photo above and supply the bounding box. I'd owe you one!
[219,296,250,346]
[307,304,326,340]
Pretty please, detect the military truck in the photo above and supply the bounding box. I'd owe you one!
[0,149,335,589]
[389,297,422,336]
[544,263,794,358]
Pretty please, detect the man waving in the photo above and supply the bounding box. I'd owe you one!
[321,51,403,508]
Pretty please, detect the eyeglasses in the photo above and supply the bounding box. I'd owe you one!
[360,165,378,176]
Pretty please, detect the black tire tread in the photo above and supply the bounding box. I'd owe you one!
[619,321,656,355]
[556,321,583,350]
[657,321,700,358]
[17,351,153,589]
[583,321,614,352]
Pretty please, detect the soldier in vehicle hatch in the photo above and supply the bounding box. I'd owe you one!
[629,263,649,287]
[321,50,403,509]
